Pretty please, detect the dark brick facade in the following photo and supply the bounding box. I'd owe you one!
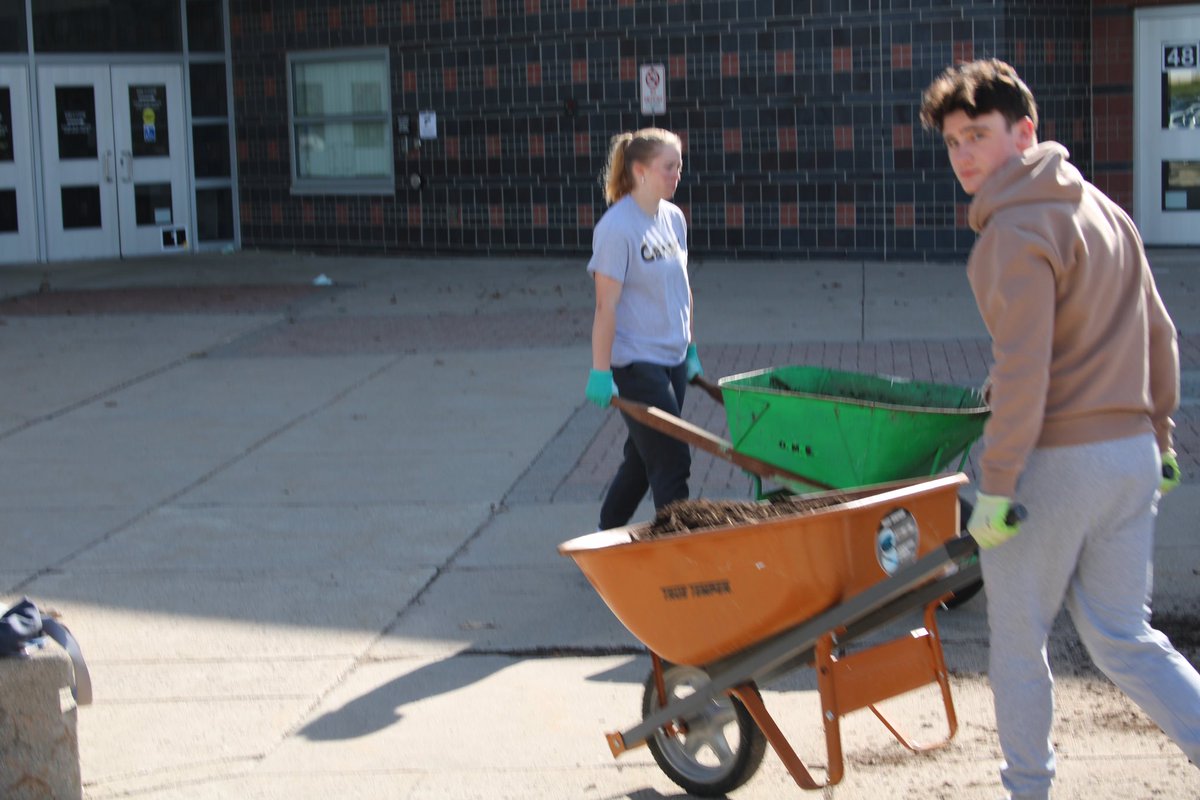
[231,0,1094,260]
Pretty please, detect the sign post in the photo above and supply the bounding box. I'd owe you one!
[640,64,666,116]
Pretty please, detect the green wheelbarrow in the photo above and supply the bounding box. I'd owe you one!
[613,364,990,605]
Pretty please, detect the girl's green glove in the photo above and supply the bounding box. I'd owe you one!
[585,369,617,408]
[685,343,703,380]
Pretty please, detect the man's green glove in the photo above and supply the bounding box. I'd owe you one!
[1161,449,1181,495]
[585,369,618,408]
[967,492,1023,549]
[685,343,704,380]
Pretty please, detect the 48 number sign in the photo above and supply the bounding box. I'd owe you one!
[1163,42,1199,71]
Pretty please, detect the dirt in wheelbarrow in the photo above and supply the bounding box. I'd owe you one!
[634,494,851,540]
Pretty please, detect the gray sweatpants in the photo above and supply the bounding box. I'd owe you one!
[979,433,1200,800]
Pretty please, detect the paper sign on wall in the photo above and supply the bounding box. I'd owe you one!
[419,111,437,139]
[640,64,666,115]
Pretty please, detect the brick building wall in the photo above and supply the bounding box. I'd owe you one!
[231,0,1093,261]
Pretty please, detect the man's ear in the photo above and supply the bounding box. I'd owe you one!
[1015,116,1037,149]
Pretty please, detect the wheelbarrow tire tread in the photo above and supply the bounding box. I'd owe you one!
[641,665,767,797]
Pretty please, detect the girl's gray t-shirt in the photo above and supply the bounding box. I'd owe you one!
[587,196,690,367]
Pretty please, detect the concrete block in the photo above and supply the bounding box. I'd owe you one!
[0,646,81,800]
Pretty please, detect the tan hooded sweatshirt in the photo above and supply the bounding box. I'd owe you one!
[967,142,1179,497]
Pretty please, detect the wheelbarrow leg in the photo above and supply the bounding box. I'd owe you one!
[815,602,960,762]
[864,602,958,752]
[730,683,839,790]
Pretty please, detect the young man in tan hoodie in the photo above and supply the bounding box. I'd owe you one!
[920,59,1197,799]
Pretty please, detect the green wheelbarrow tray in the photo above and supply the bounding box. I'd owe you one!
[717,365,989,493]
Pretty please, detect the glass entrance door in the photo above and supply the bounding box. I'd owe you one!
[37,63,190,260]
[0,65,38,264]
[1135,7,1200,244]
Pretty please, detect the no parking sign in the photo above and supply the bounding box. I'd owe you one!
[640,64,666,115]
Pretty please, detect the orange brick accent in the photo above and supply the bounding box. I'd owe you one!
[833,47,852,72]
[266,140,280,160]
[441,0,455,22]
[230,14,242,37]
[778,127,797,152]
[484,66,499,88]
[335,204,349,225]
[780,203,799,227]
[408,206,423,227]
[489,205,505,228]
[722,53,739,77]
[619,57,636,81]
[1045,40,1056,64]
[725,204,744,228]
[364,5,378,26]
[328,7,341,28]
[294,10,306,32]
[835,126,853,150]
[955,203,970,228]
[836,203,855,228]
[401,3,416,23]
[444,68,458,92]
[894,203,915,228]
[525,0,540,12]
[669,55,686,77]
[370,203,383,226]
[953,41,973,64]
[487,135,501,157]
[482,0,497,15]
[776,51,795,75]
[532,204,549,227]
[261,12,273,32]
[572,0,587,9]
[263,77,276,98]
[404,71,417,92]
[893,125,913,150]
[575,132,590,156]
[572,59,588,83]
[529,134,545,157]
[723,129,742,153]
[1014,40,1026,64]
[577,204,594,227]
[527,63,542,86]
[891,44,912,70]
[270,203,282,224]
[302,202,315,224]
[445,137,460,159]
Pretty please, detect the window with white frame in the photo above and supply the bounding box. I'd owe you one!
[288,50,393,193]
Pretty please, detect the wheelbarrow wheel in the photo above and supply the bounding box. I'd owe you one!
[943,495,984,609]
[642,663,767,797]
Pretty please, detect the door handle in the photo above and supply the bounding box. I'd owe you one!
[103,150,115,183]
[119,150,133,183]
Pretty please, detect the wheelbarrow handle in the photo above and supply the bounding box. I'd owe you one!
[689,374,725,406]
[610,396,836,492]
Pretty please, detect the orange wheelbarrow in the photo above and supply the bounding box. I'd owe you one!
[558,473,981,795]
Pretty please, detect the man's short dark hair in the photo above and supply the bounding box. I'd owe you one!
[919,59,1039,133]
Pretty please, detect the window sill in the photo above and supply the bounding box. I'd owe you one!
[290,180,395,197]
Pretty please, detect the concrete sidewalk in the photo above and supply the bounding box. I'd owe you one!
[1,251,1197,800]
